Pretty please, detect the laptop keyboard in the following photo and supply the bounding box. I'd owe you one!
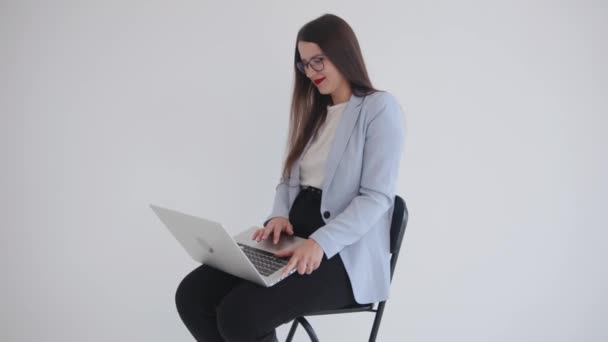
[237,243,289,277]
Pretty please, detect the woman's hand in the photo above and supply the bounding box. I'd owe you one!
[274,239,324,278]
[252,217,294,244]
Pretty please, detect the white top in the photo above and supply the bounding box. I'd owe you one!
[299,102,348,188]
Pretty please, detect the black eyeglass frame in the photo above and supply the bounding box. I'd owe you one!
[296,55,326,74]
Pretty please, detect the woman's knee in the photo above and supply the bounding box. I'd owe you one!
[174,265,217,315]
[174,272,195,313]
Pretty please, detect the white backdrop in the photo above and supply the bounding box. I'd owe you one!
[1,1,606,341]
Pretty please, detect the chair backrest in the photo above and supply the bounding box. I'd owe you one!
[388,195,408,282]
[284,195,409,342]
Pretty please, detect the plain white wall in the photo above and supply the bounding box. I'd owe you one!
[1,0,606,341]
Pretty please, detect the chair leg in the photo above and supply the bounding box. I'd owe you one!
[295,317,319,342]
[369,302,387,342]
[285,319,299,342]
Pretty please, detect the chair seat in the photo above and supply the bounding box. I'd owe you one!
[305,302,375,316]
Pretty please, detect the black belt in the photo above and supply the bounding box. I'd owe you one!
[300,185,322,194]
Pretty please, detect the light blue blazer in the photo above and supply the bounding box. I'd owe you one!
[263,90,405,304]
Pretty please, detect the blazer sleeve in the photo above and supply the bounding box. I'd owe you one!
[309,92,405,259]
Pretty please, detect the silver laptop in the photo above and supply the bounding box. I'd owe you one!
[150,204,307,287]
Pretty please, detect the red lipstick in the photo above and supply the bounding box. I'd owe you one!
[314,77,326,85]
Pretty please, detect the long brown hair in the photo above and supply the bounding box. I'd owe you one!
[281,13,379,180]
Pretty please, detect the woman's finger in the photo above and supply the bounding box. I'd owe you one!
[297,259,309,275]
[261,225,273,240]
[252,229,262,240]
[273,225,283,244]
[282,256,299,278]
[305,263,314,275]
[286,222,294,235]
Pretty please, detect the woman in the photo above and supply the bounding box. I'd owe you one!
[175,13,405,342]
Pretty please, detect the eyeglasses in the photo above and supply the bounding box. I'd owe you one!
[296,55,326,74]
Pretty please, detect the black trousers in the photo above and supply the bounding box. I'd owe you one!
[175,186,358,341]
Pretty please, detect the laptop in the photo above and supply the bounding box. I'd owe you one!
[149,204,307,287]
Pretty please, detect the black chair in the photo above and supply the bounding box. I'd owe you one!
[285,195,409,342]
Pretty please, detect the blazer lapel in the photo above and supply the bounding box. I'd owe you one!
[321,93,365,191]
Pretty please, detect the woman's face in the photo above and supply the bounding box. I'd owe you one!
[297,41,348,97]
